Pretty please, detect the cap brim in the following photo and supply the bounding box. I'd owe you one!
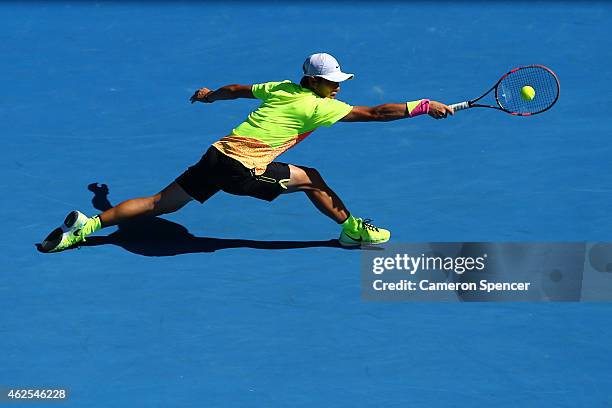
[317,71,354,82]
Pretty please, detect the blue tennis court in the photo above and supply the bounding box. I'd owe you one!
[2,2,612,406]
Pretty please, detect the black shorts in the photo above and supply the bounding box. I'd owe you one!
[176,146,290,203]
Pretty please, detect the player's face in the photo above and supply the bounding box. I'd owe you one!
[312,77,341,99]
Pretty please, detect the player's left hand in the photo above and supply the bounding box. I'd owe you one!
[428,100,454,119]
[190,87,213,104]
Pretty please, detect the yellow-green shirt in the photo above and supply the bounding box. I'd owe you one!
[213,80,353,174]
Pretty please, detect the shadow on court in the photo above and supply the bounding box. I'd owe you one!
[35,183,344,256]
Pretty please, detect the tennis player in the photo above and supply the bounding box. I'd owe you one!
[41,52,453,252]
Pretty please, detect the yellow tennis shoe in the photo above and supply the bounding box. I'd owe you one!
[40,211,100,253]
[338,215,390,247]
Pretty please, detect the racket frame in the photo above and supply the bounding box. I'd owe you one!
[450,65,560,116]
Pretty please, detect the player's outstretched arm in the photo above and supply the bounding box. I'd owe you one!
[190,84,256,104]
[340,100,453,122]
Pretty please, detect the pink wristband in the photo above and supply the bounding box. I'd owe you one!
[406,99,430,117]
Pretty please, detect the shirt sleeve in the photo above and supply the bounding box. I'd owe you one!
[251,80,290,100]
[312,98,353,127]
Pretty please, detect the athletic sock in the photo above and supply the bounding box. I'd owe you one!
[81,215,102,237]
[341,214,359,232]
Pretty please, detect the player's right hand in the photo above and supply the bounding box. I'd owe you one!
[190,87,213,104]
[428,100,454,119]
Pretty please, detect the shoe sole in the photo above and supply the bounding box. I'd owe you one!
[40,211,85,253]
[338,236,390,247]
[40,227,64,253]
[63,211,80,230]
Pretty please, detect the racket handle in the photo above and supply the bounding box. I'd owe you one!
[449,101,470,112]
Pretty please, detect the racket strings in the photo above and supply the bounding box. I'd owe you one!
[497,66,559,114]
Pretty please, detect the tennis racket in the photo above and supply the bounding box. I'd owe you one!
[449,65,560,116]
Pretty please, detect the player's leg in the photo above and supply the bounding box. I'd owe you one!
[282,165,349,223]
[98,181,192,227]
[41,147,221,253]
[40,181,194,253]
[283,164,390,246]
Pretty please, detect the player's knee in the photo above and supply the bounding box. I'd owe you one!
[288,165,326,191]
[303,166,322,183]
[149,193,163,212]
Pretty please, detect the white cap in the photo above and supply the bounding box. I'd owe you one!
[302,53,354,82]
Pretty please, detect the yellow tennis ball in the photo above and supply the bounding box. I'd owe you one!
[521,85,535,101]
